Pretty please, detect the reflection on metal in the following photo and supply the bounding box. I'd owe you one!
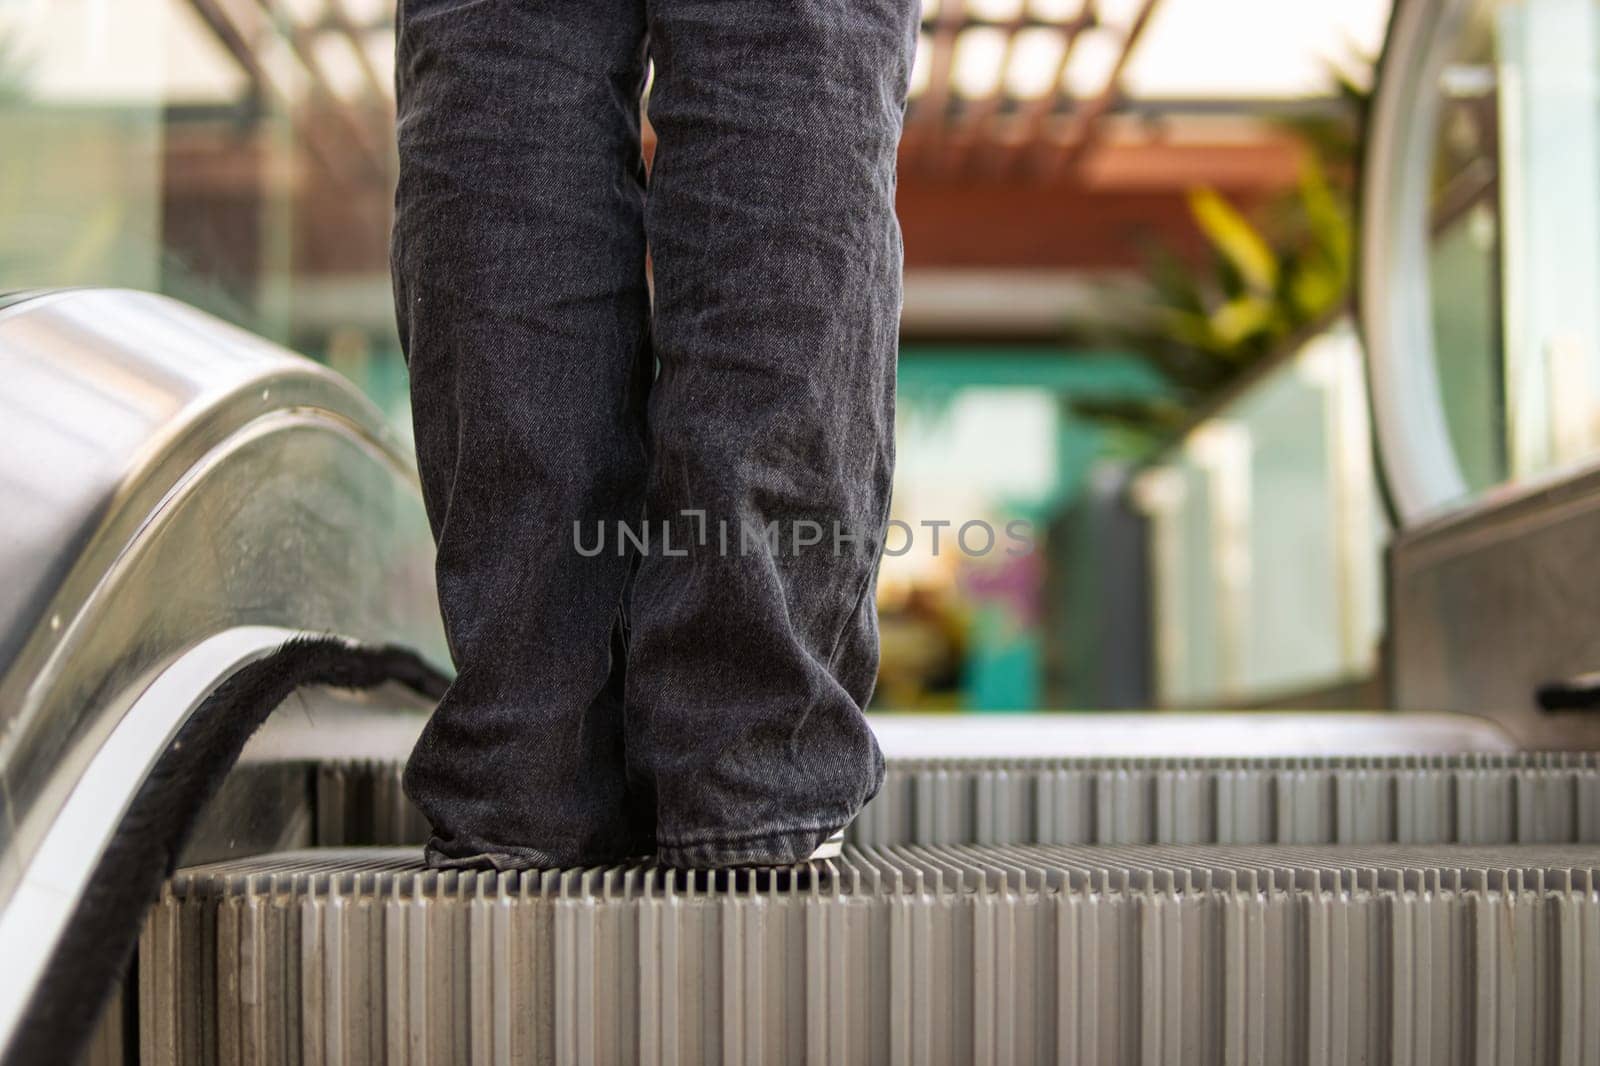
[1359,0,1474,524]
[1392,457,1600,748]
[0,290,445,1055]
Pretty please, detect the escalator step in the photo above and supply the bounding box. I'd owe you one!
[143,842,1600,1066]
[316,752,1600,849]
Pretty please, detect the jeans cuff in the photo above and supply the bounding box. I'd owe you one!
[423,837,572,871]
[655,820,848,869]
[423,833,655,871]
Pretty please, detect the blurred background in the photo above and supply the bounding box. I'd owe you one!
[0,0,1585,713]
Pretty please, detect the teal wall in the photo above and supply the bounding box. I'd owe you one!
[896,345,1164,710]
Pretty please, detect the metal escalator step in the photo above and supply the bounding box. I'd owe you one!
[316,752,1600,849]
[144,842,1600,1066]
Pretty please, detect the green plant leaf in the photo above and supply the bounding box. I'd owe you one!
[1065,58,1368,456]
[1299,161,1351,274]
[1188,187,1279,295]
[1208,295,1283,350]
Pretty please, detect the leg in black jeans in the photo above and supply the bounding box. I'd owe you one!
[393,0,917,868]
[392,0,654,868]
[634,0,914,865]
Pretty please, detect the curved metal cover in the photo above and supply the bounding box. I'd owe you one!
[0,288,446,921]
[0,292,46,314]
[1359,0,1474,527]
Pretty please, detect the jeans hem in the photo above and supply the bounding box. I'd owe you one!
[423,838,570,871]
[423,836,650,871]
[655,819,850,869]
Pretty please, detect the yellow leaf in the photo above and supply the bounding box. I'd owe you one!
[1208,295,1278,348]
[1188,187,1280,295]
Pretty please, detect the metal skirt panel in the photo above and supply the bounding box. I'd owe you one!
[316,753,1600,851]
[144,843,1600,1066]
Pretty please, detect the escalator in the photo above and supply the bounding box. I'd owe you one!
[140,752,1600,1065]
[7,286,1600,1066]
[13,0,1600,1045]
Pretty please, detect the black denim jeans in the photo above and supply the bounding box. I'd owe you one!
[391,0,916,867]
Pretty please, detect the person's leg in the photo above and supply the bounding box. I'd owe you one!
[631,0,919,866]
[391,0,654,867]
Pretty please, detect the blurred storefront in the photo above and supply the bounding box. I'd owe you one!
[2,0,1401,712]
[1128,319,1388,709]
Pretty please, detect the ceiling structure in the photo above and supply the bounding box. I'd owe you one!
[28,0,1379,337]
[904,0,1159,180]
[169,0,1377,172]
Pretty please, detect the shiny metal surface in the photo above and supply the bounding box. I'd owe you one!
[1359,0,1475,525]
[239,708,1517,766]
[870,709,1514,758]
[1392,458,1600,748]
[0,290,445,1050]
[0,626,304,1049]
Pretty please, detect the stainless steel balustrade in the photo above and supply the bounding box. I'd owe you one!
[0,289,447,1061]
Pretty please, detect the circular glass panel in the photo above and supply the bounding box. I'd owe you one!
[1426,2,1506,494]
[1363,0,1600,523]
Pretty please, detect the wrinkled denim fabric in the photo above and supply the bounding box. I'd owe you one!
[391,0,917,867]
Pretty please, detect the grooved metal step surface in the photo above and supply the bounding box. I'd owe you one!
[316,753,1600,850]
[144,842,1600,1066]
